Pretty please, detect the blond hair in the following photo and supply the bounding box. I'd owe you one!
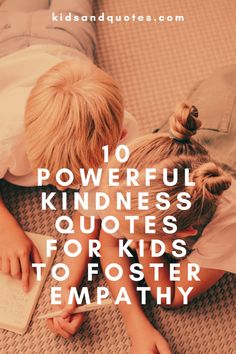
[106,102,232,237]
[25,59,124,187]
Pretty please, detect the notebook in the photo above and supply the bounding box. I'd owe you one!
[0,232,56,335]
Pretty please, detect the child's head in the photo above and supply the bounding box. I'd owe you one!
[25,59,124,187]
[106,102,232,239]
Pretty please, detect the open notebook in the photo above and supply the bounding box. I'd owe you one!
[0,232,56,335]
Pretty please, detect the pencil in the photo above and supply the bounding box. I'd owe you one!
[38,299,113,319]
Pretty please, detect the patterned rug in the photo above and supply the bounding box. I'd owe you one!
[0,181,235,354]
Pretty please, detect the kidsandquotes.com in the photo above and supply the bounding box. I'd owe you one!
[51,12,185,24]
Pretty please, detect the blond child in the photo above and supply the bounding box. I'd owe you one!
[99,102,235,354]
[0,0,138,337]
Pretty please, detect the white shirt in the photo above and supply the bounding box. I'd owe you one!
[188,178,236,274]
[0,44,139,186]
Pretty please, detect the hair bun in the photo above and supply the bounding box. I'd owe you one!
[169,102,202,142]
[192,162,232,196]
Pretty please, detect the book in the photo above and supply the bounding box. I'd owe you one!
[0,232,56,335]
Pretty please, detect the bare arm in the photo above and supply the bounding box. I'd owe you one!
[100,230,171,354]
[47,211,101,338]
[62,211,101,288]
[170,258,224,308]
[137,248,224,308]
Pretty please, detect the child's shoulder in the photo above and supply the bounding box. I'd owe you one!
[203,178,236,234]
[188,179,236,273]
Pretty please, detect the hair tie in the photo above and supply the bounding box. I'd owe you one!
[168,130,189,143]
[169,105,199,143]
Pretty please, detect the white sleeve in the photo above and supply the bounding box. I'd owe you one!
[0,141,11,180]
[121,111,139,144]
[187,223,236,274]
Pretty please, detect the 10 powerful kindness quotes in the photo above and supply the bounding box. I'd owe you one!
[33,144,200,305]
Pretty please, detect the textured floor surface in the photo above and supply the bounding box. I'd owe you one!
[1,0,236,353]
[0,182,235,354]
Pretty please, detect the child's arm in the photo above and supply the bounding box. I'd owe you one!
[137,247,225,308]
[46,211,101,339]
[169,258,224,307]
[100,230,171,354]
[0,196,41,292]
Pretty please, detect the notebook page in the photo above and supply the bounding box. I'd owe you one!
[0,232,56,334]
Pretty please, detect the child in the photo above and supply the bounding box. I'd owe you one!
[0,0,138,337]
[100,102,235,354]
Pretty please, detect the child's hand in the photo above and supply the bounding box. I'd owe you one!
[46,287,84,339]
[130,324,172,354]
[0,222,41,292]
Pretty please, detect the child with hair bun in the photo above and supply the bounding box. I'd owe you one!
[100,102,235,354]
